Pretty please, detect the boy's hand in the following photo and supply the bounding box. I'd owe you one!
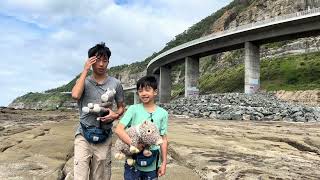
[136,143,145,151]
[99,108,119,122]
[158,163,166,177]
[84,56,97,72]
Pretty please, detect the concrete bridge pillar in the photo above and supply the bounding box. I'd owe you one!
[159,66,171,103]
[185,56,199,97]
[153,74,160,103]
[153,74,160,88]
[245,41,260,94]
[133,92,139,104]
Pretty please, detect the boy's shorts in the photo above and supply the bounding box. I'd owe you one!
[124,163,158,180]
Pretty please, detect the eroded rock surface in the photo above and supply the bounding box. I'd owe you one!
[169,118,320,179]
[0,108,319,180]
[0,108,77,179]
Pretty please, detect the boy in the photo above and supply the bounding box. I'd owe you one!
[115,76,168,180]
[72,42,125,180]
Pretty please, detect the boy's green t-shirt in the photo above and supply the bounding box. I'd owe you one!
[119,103,168,172]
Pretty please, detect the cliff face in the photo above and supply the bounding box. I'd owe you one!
[116,70,147,88]
[215,0,320,33]
[9,93,77,110]
[9,99,77,110]
[275,90,320,105]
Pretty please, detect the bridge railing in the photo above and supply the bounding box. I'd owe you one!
[225,7,320,35]
[148,7,320,67]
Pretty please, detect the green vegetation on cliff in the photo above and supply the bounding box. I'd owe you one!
[45,75,81,93]
[199,65,244,93]
[14,92,70,109]
[197,52,320,94]
[261,51,320,91]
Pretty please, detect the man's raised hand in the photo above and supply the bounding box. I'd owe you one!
[84,56,97,72]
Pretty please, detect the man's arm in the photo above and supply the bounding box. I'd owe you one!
[114,82,125,118]
[71,57,97,100]
[158,135,168,177]
[115,101,125,118]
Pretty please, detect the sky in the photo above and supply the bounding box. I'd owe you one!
[0,0,232,106]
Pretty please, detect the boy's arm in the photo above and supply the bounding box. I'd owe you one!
[114,106,144,150]
[158,135,168,177]
[115,105,133,145]
[71,57,97,100]
[115,123,145,150]
[158,111,169,177]
[115,123,132,145]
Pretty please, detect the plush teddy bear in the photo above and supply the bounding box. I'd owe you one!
[82,88,116,120]
[114,120,163,166]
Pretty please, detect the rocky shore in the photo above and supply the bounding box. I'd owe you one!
[0,108,199,180]
[162,93,320,122]
[0,107,319,179]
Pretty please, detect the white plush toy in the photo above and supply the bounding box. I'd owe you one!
[101,88,116,102]
[82,88,116,120]
[114,120,163,166]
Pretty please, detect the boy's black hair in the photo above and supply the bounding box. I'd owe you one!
[88,42,111,59]
[136,76,158,91]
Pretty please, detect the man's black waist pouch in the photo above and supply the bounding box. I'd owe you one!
[80,122,111,144]
[135,149,159,167]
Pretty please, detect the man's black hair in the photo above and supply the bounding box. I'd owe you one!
[136,76,158,91]
[88,42,111,59]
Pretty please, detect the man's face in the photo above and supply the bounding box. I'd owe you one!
[92,54,109,75]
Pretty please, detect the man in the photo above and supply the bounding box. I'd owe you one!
[72,42,125,180]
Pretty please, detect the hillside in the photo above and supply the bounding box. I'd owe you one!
[9,0,320,109]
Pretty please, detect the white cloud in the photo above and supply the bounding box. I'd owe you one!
[0,0,232,106]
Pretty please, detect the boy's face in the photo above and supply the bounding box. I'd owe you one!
[137,86,158,104]
[92,55,109,75]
